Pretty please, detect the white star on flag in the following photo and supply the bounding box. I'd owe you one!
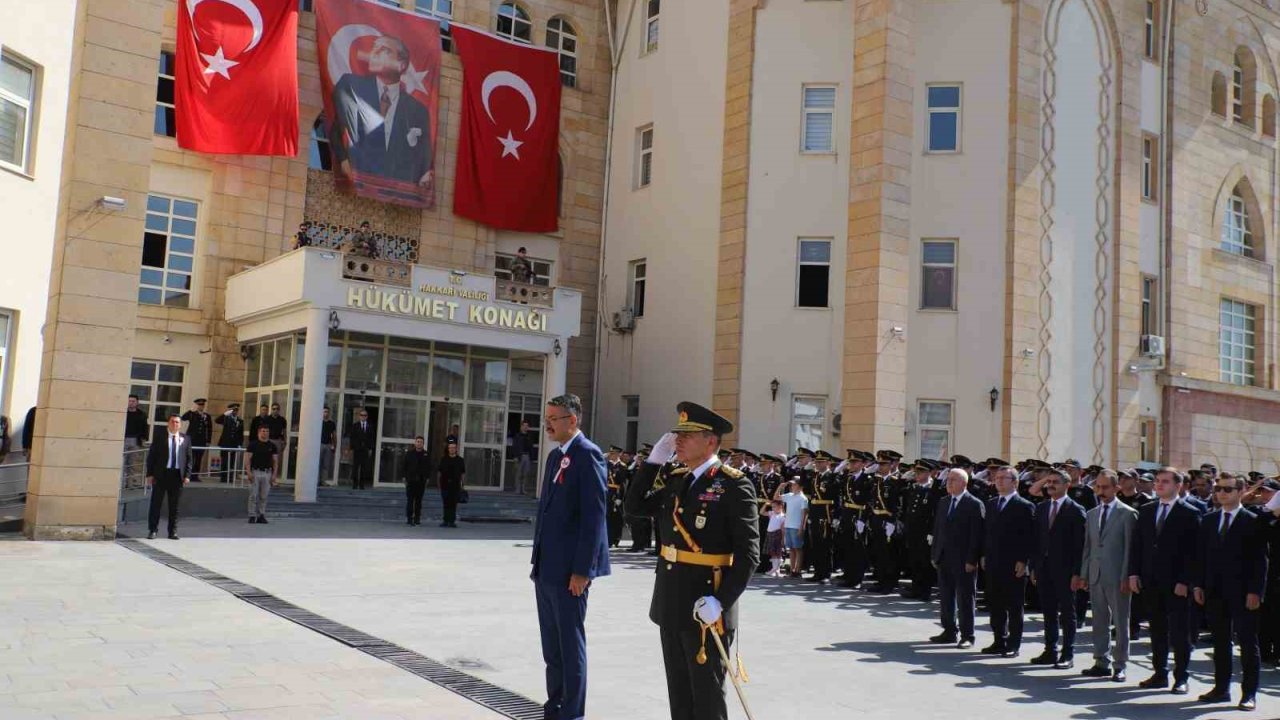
[497,130,523,159]
[201,46,239,80]
[402,63,430,98]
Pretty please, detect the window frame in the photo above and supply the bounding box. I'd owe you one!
[925,83,962,154]
[1141,133,1159,203]
[1139,416,1158,463]
[790,395,826,454]
[800,84,836,154]
[496,2,533,44]
[920,238,958,311]
[139,193,199,308]
[0,51,37,174]
[1233,61,1245,124]
[1219,297,1257,386]
[0,309,13,414]
[796,238,832,309]
[154,50,176,138]
[414,0,454,52]
[1143,0,1160,62]
[308,115,332,171]
[130,360,187,441]
[1140,274,1159,338]
[1221,187,1255,258]
[628,259,647,318]
[917,399,954,460]
[623,395,640,455]
[494,251,553,286]
[643,0,659,55]
[546,17,578,89]
[635,124,654,189]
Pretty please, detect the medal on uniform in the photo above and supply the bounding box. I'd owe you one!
[695,515,707,529]
[555,456,571,484]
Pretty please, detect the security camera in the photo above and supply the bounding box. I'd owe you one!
[98,196,126,211]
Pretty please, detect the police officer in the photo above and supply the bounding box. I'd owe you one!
[625,402,758,720]
[901,458,943,600]
[805,451,839,584]
[835,450,874,589]
[627,443,656,554]
[605,445,628,547]
[867,451,903,594]
[181,398,212,481]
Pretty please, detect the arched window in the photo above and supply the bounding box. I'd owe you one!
[1264,94,1277,138]
[546,17,578,88]
[309,116,331,171]
[1212,72,1227,117]
[496,2,531,44]
[1222,182,1256,258]
[1233,47,1257,128]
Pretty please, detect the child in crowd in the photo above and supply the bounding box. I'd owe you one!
[762,498,786,577]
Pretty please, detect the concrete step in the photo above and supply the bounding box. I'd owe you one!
[264,487,536,523]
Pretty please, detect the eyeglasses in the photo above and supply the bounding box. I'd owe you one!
[359,414,368,418]
[1213,486,1239,494]
[544,414,572,424]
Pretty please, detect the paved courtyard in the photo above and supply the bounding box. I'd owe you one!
[1,518,1277,719]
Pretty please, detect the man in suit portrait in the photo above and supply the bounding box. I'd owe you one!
[330,35,433,188]
[145,414,192,540]
[1075,470,1138,682]
[348,407,376,490]
[930,468,986,649]
[1030,468,1087,669]
[530,393,609,720]
[982,465,1036,657]
[1193,472,1268,711]
[1128,467,1201,695]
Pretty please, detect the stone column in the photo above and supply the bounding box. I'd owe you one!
[293,309,329,503]
[24,0,161,539]
[841,0,914,454]
[536,345,568,499]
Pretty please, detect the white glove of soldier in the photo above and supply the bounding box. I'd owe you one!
[885,523,896,538]
[855,520,866,535]
[694,595,723,625]
[832,518,841,531]
[868,463,880,474]
[647,432,677,466]
[834,460,849,474]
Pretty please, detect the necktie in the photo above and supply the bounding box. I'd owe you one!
[1100,504,1109,535]
[1157,503,1169,532]
[1048,499,1059,529]
[949,497,958,518]
[1220,511,1232,537]
[998,497,1007,513]
[379,87,391,116]
[169,435,177,470]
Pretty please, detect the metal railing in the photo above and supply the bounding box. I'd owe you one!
[120,446,250,501]
[495,279,555,308]
[0,461,29,506]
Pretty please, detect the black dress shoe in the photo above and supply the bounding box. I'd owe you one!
[1054,654,1075,670]
[1081,664,1112,678]
[146,531,157,539]
[980,643,1007,655]
[1111,669,1126,683]
[1171,682,1188,695]
[957,639,974,650]
[439,522,448,527]
[1138,673,1169,689]
[929,632,957,644]
[168,534,180,540]
[1238,696,1256,711]
[249,516,257,524]
[1198,688,1230,703]
[1030,650,1058,665]
[1001,647,1021,658]
[257,515,267,524]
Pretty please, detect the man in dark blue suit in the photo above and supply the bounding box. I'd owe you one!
[330,36,433,187]
[1128,467,1200,694]
[530,393,610,720]
[1030,468,1086,669]
[982,465,1036,657]
[930,468,986,649]
[1193,473,1268,711]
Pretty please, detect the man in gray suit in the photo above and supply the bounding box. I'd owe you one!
[1074,469,1137,681]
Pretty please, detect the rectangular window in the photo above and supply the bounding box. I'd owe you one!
[1143,0,1159,61]
[644,0,660,54]
[0,309,12,413]
[801,85,836,153]
[494,252,553,286]
[130,360,186,441]
[1141,134,1158,202]
[0,52,36,173]
[1233,64,1245,124]
[155,51,176,138]
[926,84,961,153]
[920,239,957,310]
[1139,416,1158,463]
[791,396,826,453]
[1141,275,1158,337]
[624,395,640,454]
[636,125,653,188]
[628,259,647,317]
[139,194,198,308]
[796,238,831,308]
[1220,298,1257,386]
[918,400,954,460]
[415,0,454,53]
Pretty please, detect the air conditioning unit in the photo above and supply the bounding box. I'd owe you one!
[612,308,636,333]
[1140,334,1166,359]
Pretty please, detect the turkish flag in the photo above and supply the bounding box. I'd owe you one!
[453,25,561,233]
[175,0,298,156]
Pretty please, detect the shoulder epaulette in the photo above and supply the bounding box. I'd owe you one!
[719,464,744,479]
[669,466,690,475]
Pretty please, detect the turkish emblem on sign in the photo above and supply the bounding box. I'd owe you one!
[315,0,441,208]
[175,0,299,156]
[451,25,562,233]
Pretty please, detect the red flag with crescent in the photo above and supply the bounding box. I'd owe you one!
[315,0,441,208]
[452,25,561,233]
[175,0,298,155]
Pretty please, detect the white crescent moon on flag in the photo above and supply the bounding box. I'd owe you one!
[327,24,383,82]
[186,0,265,53]
[481,71,538,131]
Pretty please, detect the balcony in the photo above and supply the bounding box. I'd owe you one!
[343,256,413,287]
[495,279,555,308]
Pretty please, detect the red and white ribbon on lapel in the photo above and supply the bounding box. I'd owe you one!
[554,456,571,485]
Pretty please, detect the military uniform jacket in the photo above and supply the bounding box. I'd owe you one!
[903,478,943,537]
[837,471,874,521]
[181,410,212,446]
[214,413,243,448]
[625,459,760,632]
[606,461,628,512]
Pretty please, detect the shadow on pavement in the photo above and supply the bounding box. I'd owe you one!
[118,517,534,542]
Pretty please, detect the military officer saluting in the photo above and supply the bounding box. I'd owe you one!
[625,402,759,720]
[605,445,628,548]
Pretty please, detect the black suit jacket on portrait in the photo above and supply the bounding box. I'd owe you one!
[330,73,432,184]
[146,430,192,479]
[1030,496,1086,582]
[932,492,985,569]
[985,494,1036,575]
[1195,507,1268,600]
[1127,498,1200,590]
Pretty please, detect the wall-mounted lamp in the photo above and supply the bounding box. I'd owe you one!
[98,196,126,211]
[239,344,252,361]
[328,310,341,332]
[1020,348,1036,358]
[770,378,780,402]
[890,326,906,339]
[989,387,999,412]
[553,339,563,357]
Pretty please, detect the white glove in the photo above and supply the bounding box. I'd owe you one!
[647,432,677,466]
[868,463,880,474]
[832,518,841,530]
[694,595,723,625]
[855,520,866,535]
[834,460,849,474]
[885,523,896,538]
[926,534,933,545]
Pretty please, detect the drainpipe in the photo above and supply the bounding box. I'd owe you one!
[1158,0,1174,461]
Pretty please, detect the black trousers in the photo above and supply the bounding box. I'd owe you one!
[755,515,771,572]
[405,479,425,522]
[629,516,653,549]
[938,560,977,639]
[870,519,899,589]
[1261,587,1280,660]
[220,448,238,483]
[659,625,734,720]
[905,532,933,597]
[988,570,1028,649]
[838,519,868,587]
[1038,571,1076,655]
[606,507,624,547]
[1144,585,1193,682]
[148,471,183,534]
[441,486,459,525]
[190,448,206,479]
[351,449,373,489]
[1206,595,1261,696]
[809,519,833,580]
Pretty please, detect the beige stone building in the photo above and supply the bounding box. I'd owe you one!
[5,0,610,539]
[596,0,1280,475]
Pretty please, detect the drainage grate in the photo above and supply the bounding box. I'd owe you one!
[116,536,544,720]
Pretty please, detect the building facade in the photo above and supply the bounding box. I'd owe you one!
[8,0,609,539]
[597,0,1280,473]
